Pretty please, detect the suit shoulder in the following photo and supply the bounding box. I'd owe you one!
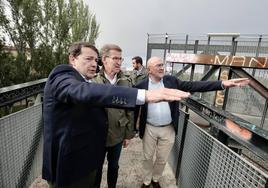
[164,75,177,81]
[163,74,174,79]
[50,64,74,74]
[120,77,133,86]
[92,73,104,83]
[48,64,78,81]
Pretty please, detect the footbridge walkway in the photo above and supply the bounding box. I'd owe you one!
[1,33,268,188]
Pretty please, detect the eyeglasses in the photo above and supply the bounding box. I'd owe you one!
[155,63,164,68]
[107,56,124,62]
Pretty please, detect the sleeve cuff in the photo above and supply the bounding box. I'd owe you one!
[136,89,145,105]
[221,81,225,89]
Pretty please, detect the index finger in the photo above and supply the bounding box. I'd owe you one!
[232,78,249,82]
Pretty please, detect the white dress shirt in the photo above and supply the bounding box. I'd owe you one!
[104,72,117,85]
[147,78,172,126]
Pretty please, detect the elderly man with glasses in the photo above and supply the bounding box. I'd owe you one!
[136,57,250,188]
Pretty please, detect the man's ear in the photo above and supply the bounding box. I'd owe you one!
[101,56,107,66]
[147,67,150,74]
[69,55,75,66]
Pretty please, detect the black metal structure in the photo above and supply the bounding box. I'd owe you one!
[0,78,47,107]
[148,33,268,188]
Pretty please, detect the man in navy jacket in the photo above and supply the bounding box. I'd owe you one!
[135,57,249,188]
[42,42,190,188]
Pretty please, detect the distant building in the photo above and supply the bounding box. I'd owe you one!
[2,45,31,60]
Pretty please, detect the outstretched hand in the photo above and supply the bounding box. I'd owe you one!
[145,88,190,103]
[222,78,250,88]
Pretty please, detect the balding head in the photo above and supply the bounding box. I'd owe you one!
[147,57,165,82]
[147,57,162,68]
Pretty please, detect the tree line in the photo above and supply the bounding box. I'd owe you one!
[0,0,100,88]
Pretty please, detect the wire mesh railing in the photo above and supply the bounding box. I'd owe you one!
[169,108,268,188]
[0,104,43,188]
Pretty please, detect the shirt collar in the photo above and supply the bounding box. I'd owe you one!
[138,66,144,71]
[80,73,92,83]
[149,76,163,84]
[104,71,117,84]
[136,66,144,74]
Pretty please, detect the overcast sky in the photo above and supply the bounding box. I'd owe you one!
[86,0,268,66]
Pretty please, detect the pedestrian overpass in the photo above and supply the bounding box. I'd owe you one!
[0,33,267,188]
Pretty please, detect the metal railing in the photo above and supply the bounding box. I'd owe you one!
[0,78,46,117]
[0,80,45,187]
[0,104,43,188]
[169,98,268,188]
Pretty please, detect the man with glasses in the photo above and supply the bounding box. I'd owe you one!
[93,44,134,188]
[135,57,250,188]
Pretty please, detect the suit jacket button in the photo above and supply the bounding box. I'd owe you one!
[112,96,116,103]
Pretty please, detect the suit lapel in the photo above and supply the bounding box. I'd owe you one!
[142,78,149,111]
[163,76,173,110]
[71,66,87,82]
[144,78,149,89]
[163,76,172,89]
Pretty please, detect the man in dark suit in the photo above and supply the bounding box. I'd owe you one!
[135,57,250,188]
[42,42,191,188]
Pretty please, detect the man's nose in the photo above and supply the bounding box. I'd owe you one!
[91,62,97,68]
